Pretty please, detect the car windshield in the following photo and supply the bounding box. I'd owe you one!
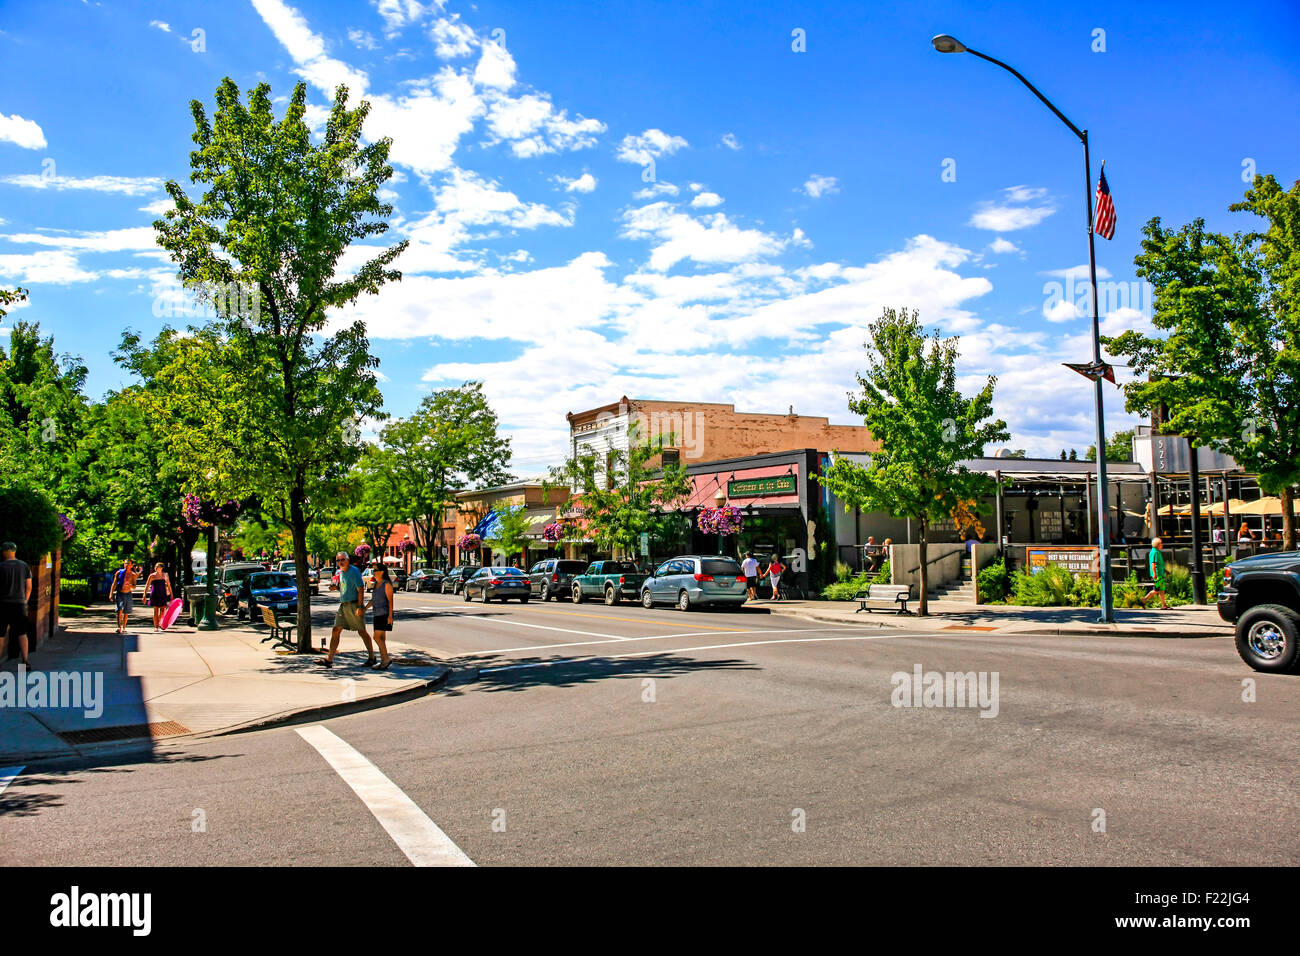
[251,573,294,589]
[702,559,742,576]
[281,563,296,572]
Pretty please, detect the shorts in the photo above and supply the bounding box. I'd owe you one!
[334,601,364,631]
[1151,579,1166,592]
[2,602,29,638]
[770,575,782,590]
[115,592,135,614]
[746,576,757,587]
[371,613,394,633]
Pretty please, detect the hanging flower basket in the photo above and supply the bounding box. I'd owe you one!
[457,533,482,551]
[182,494,243,529]
[58,513,76,541]
[398,539,418,554]
[697,506,744,535]
[353,543,372,566]
[541,522,563,543]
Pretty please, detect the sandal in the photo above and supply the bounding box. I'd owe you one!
[316,657,333,669]
[374,659,392,671]
[362,657,377,668]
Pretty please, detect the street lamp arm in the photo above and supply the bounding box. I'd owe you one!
[964,47,1085,143]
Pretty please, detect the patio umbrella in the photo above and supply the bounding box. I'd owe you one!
[1156,503,1191,516]
[1204,498,1249,516]
[1234,496,1283,516]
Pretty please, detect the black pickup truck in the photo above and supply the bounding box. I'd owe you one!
[1217,551,1300,673]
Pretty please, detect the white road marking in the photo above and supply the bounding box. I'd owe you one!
[296,726,474,867]
[0,766,23,796]
[475,626,868,656]
[447,616,633,641]
[479,632,900,675]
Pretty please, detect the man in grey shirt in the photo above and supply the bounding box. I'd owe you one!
[0,541,33,666]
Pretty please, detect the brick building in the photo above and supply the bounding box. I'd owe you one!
[566,397,875,480]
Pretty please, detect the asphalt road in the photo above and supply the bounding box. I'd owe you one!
[3,589,1298,866]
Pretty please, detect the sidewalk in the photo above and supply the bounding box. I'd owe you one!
[767,597,1234,639]
[0,605,448,763]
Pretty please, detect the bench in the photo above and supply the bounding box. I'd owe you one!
[260,605,297,651]
[854,584,913,615]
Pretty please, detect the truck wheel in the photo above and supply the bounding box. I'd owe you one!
[1235,604,1300,673]
[605,586,619,606]
[572,585,584,604]
[541,584,552,602]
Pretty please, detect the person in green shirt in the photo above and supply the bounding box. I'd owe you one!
[1143,537,1168,609]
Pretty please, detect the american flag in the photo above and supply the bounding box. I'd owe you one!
[1094,164,1116,240]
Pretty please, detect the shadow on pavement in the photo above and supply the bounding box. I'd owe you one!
[1,749,233,818]
[440,651,757,695]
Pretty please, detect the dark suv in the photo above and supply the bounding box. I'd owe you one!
[1217,551,1300,672]
[528,558,589,601]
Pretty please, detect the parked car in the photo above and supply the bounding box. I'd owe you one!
[571,560,648,606]
[440,565,477,594]
[217,562,269,617]
[277,560,319,595]
[1217,551,1300,672]
[247,571,298,621]
[405,568,445,592]
[528,558,589,602]
[640,555,748,611]
[463,566,530,603]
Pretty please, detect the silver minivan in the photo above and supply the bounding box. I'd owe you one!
[640,555,748,611]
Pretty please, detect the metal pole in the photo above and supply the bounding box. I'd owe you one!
[1083,133,1115,621]
[1188,439,1207,603]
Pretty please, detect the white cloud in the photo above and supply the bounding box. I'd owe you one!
[149,20,171,33]
[802,174,839,199]
[621,202,787,272]
[633,182,679,199]
[473,38,516,90]
[430,16,475,57]
[373,0,437,37]
[0,173,161,195]
[554,172,597,193]
[988,237,1020,254]
[691,191,723,208]
[720,132,741,150]
[616,129,688,165]
[0,250,98,284]
[138,199,175,216]
[0,113,47,150]
[2,226,159,253]
[1044,298,1080,323]
[348,28,378,50]
[969,185,1056,231]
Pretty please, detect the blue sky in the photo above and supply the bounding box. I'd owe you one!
[2,0,1297,475]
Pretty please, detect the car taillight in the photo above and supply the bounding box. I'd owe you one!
[618,576,625,584]
[694,573,714,582]
[552,572,559,582]
[735,574,746,582]
[489,578,502,585]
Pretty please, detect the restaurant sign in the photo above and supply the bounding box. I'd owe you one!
[1026,546,1100,579]
[728,475,797,498]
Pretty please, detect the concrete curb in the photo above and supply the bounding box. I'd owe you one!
[0,666,452,765]
[775,607,1233,640]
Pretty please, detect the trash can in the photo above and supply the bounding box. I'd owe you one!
[185,586,211,627]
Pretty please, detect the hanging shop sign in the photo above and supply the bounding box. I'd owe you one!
[728,475,797,497]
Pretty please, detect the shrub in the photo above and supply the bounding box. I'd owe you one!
[821,560,891,601]
[873,559,891,585]
[60,578,91,605]
[1011,565,1074,606]
[977,559,1010,603]
[0,483,62,564]
[1164,561,1192,604]
[835,560,853,584]
[1208,568,1225,597]
[1070,572,1101,607]
[1114,571,1146,608]
[58,604,87,617]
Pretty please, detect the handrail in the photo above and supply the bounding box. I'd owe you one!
[905,549,967,576]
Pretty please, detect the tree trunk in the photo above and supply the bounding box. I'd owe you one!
[1282,486,1296,552]
[918,519,929,617]
[290,484,313,653]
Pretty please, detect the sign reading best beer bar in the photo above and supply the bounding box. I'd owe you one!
[728,475,797,497]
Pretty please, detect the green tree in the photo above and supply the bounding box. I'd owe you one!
[152,79,405,650]
[1085,429,1134,463]
[343,445,405,556]
[1104,174,1300,549]
[817,308,1009,616]
[545,422,693,559]
[381,383,512,569]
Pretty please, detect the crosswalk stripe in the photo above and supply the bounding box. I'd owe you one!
[296,726,474,867]
[0,766,23,796]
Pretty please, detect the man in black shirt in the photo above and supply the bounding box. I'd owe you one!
[0,541,32,666]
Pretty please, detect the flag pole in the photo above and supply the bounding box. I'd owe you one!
[1085,134,1114,622]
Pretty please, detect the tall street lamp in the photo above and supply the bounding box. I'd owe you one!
[931,34,1114,622]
